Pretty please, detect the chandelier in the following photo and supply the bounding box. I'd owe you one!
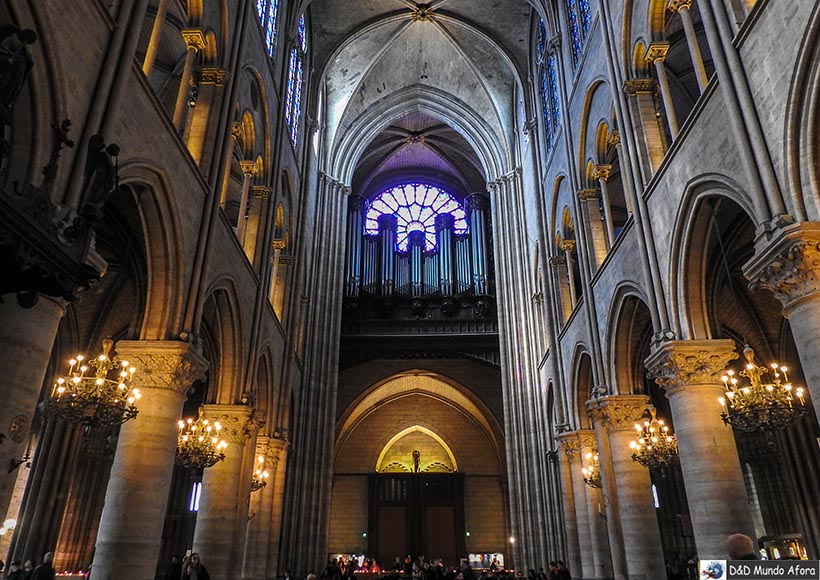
[581,452,602,488]
[48,339,140,427]
[718,345,806,432]
[175,417,228,469]
[629,407,679,469]
[251,455,270,491]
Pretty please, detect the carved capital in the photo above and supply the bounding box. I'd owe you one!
[256,434,288,466]
[577,429,597,451]
[549,254,567,267]
[559,239,576,253]
[593,164,613,181]
[743,223,820,311]
[272,238,287,252]
[577,188,599,202]
[623,78,656,96]
[556,431,581,462]
[279,254,295,265]
[181,29,207,52]
[666,0,693,12]
[198,67,229,85]
[608,130,621,147]
[114,340,208,394]
[252,185,272,199]
[586,395,651,431]
[240,160,258,177]
[199,404,255,444]
[231,122,242,140]
[645,339,739,394]
[645,42,671,64]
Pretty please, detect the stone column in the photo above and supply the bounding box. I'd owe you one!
[142,0,170,77]
[549,255,573,322]
[0,296,64,523]
[92,340,207,580]
[592,164,616,246]
[578,430,613,579]
[587,395,665,580]
[645,340,755,559]
[623,78,667,173]
[607,131,634,215]
[193,405,257,580]
[555,432,584,578]
[559,240,578,305]
[236,161,258,243]
[268,239,286,306]
[743,223,820,426]
[172,29,206,129]
[668,0,710,92]
[578,189,609,266]
[242,436,287,580]
[245,186,272,266]
[645,42,679,139]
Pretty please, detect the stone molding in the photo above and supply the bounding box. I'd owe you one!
[556,432,581,463]
[645,339,738,394]
[743,222,820,311]
[645,42,671,64]
[549,255,567,267]
[198,67,229,85]
[666,0,692,12]
[240,160,258,177]
[586,394,651,431]
[623,78,656,96]
[252,186,272,199]
[559,239,576,253]
[608,130,621,147]
[114,340,208,394]
[181,29,206,52]
[199,404,256,445]
[593,164,612,181]
[578,188,599,202]
[577,429,597,450]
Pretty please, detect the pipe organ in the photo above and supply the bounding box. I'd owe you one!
[344,192,492,301]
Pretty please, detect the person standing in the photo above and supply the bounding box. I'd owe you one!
[164,556,182,580]
[181,553,211,580]
[727,533,759,560]
[29,553,54,580]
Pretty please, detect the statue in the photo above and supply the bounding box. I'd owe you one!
[412,450,420,473]
[0,25,36,113]
[80,134,120,224]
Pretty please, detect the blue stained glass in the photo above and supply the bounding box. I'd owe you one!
[548,53,560,129]
[290,59,303,143]
[265,0,279,57]
[536,19,547,65]
[297,15,306,53]
[256,0,265,24]
[364,184,468,252]
[539,66,552,144]
[566,0,582,66]
[285,49,297,142]
[579,0,592,36]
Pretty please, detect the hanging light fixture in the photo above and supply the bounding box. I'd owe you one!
[48,339,140,427]
[251,455,270,491]
[175,417,228,469]
[718,345,806,432]
[629,407,679,469]
[581,451,602,488]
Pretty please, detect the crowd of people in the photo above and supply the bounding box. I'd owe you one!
[0,552,56,580]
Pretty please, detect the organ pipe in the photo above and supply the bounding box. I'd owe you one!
[378,214,397,296]
[436,214,455,296]
[409,230,424,297]
[362,237,378,294]
[455,236,471,294]
[467,193,490,295]
[344,195,365,297]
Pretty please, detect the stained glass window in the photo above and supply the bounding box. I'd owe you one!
[579,0,592,36]
[566,0,592,66]
[535,19,561,150]
[364,184,468,252]
[285,16,306,146]
[256,0,279,58]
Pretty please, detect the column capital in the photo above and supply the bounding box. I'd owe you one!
[549,254,567,267]
[559,239,576,253]
[256,434,288,464]
[645,42,671,64]
[114,340,207,393]
[199,404,256,444]
[743,222,820,311]
[272,238,287,251]
[181,29,207,52]
[578,188,599,201]
[608,130,621,147]
[348,194,365,211]
[466,192,489,210]
[231,121,242,140]
[645,339,739,394]
[240,160,258,177]
[666,0,692,12]
[577,429,597,450]
[198,67,229,85]
[592,164,613,181]
[252,185,272,199]
[586,394,651,431]
[556,431,582,463]
[623,78,656,96]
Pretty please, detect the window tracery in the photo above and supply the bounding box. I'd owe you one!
[256,0,280,58]
[285,16,306,145]
[566,0,592,66]
[364,183,468,252]
[536,19,561,150]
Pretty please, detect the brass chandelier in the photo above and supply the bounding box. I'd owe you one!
[629,407,679,469]
[48,339,140,427]
[250,455,270,492]
[581,452,602,488]
[719,345,806,432]
[175,417,228,469]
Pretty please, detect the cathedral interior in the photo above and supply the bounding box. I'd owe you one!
[2,0,820,579]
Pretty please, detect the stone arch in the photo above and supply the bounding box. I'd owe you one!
[200,278,245,404]
[570,347,595,430]
[116,161,186,340]
[608,284,654,397]
[668,174,757,339]
[577,77,611,185]
[375,425,459,473]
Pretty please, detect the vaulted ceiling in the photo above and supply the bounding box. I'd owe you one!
[309,0,534,189]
